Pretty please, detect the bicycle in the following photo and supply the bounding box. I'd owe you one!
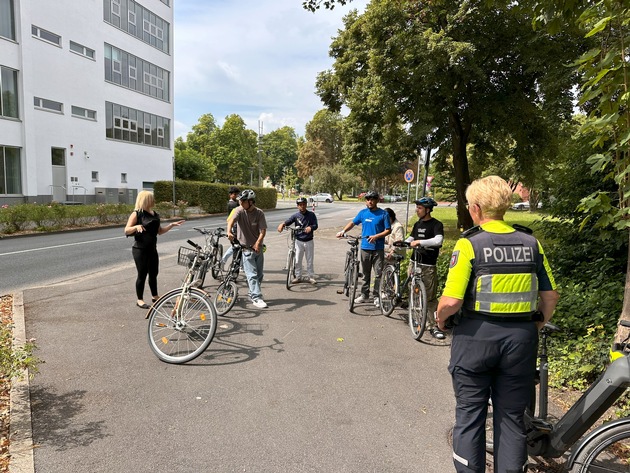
[485,319,630,471]
[146,239,218,364]
[213,238,245,316]
[338,235,362,312]
[282,225,304,290]
[378,242,429,340]
[188,227,226,288]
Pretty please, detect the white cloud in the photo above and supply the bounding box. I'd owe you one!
[174,0,368,139]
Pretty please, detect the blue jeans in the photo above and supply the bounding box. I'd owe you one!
[242,249,264,300]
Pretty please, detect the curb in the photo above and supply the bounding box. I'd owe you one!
[8,291,35,473]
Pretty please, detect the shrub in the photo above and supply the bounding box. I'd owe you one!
[0,296,40,382]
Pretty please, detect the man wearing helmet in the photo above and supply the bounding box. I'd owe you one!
[407,196,445,339]
[336,190,391,305]
[277,197,319,284]
[227,189,268,309]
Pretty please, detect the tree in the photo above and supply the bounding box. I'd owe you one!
[185,113,218,158]
[174,147,215,182]
[533,1,630,342]
[262,126,299,184]
[316,0,581,228]
[209,114,257,183]
[312,163,356,200]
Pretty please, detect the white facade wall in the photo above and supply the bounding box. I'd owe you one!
[0,0,174,204]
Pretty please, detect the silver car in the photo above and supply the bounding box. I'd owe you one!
[308,193,334,203]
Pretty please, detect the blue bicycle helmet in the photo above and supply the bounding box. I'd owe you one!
[415,197,437,210]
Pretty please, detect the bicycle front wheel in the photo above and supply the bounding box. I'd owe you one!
[285,250,295,290]
[211,244,224,280]
[214,280,238,316]
[567,421,630,472]
[147,288,217,364]
[342,251,352,296]
[408,277,428,340]
[379,264,398,317]
[348,261,359,312]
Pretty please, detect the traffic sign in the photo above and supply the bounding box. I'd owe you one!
[404,169,414,183]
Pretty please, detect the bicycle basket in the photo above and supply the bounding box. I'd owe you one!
[177,246,197,267]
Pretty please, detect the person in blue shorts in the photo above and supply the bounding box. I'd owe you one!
[336,190,391,305]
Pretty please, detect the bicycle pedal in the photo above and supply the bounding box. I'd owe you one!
[529,419,553,433]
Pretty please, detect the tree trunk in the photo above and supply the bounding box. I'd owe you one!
[450,113,474,230]
[615,231,630,345]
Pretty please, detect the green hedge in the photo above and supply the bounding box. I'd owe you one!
[154,181,277,213]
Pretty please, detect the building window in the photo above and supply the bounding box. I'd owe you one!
[159,0,169,6]
[121,173,127,183]
[0,0,16,41]
[69,41,95,60]
[0,145,21,194]
[51,148,65,166]
[34,97,63,113]
[0,66,19,119]
[71,106,96,120]
[104,44,170,101]
[31,25,62,47]
[103,0,170,54]
[105,101,170,149]
[92,171,99,182]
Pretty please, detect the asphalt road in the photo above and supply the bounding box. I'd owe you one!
[19,200,457,473]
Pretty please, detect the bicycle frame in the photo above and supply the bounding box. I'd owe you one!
[525,322,630,460]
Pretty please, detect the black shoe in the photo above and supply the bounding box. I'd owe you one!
[430,328,446,340]
[136,302,150,309]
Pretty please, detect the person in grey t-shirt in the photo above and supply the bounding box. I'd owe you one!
[227,189,268,309]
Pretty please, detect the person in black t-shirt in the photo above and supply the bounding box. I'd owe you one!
[125,191,184,309]
[406,197,445,339]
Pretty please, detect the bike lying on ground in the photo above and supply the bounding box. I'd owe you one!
[146,239,218,364]
[181,227,226,288]
[486,319,630,472]
[378,242,429,340]
[213,238,245,316]
[282,225,304,290]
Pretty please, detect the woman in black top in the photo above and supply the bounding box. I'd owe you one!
[125,191,184,309]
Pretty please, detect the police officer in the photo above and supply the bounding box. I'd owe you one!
[435,176,559,473]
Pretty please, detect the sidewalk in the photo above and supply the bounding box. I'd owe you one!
[10,210,456,473]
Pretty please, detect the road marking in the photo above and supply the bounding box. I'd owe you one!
[0,236,126,256]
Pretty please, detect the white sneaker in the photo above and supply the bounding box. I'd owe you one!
[354,294,368,304]
[252,299,268,309]
[307,278,317,285]
[291,277,302,284]
[373,297,380,307]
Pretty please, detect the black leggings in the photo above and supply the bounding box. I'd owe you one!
[132,247,159,300]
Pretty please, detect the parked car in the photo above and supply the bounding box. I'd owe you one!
[383,194,403,202]
[308,193,334,203]
[512,201,543,210]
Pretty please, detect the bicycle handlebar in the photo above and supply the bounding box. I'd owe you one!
[187,239,202,250]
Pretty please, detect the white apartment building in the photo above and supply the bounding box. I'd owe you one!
[0,0,174,205]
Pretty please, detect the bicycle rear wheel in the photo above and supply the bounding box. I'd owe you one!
[211,244,224,280]
[214,280,238,316]
[147,288,217,364]
[286,250,295,290]
[567,421,630,472]
[379,265,398,317]
[348,261,359,312]
[408,277,428,340]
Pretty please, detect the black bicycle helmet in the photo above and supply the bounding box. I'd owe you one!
[364,190,379,200]
[415,196,437,210]
[238,189,256,201]
[228,186,240,194]
[296,197,308,204]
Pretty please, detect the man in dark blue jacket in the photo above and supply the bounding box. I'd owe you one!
[278,197,319,284]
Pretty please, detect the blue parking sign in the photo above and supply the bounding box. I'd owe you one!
[404,169,414,183]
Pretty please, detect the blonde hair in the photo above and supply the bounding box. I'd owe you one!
[135,190,155,211]
[466,175,512,219]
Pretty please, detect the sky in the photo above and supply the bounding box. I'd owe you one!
[173,0,368,140]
